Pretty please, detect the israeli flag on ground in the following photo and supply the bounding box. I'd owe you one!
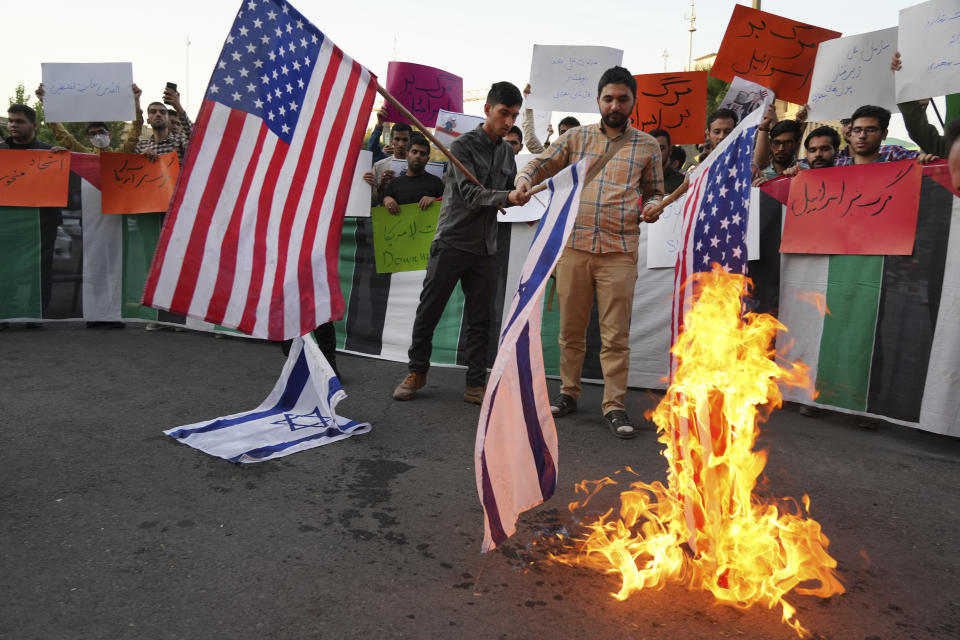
[475,159,587,551]
[165,335,371,462]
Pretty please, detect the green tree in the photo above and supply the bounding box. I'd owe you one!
[5,83,131,149]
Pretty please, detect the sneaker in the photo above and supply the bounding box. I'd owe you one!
[144,322,162,331]
[550,393,577,417]
[464,385,486,405]
[393,372,426,401]
[603,410,637,439]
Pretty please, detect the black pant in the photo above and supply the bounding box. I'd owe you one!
[280,322,339,377]
[408,243,495,387]
[38,208,62,316]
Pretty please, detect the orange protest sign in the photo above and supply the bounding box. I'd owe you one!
[100,152,179,214]
[712,5,840,105]
[0,150,70,207]
[630,71,707,145]
[782,160,923,255]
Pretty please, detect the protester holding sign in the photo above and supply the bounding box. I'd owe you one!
[516,66,664,439]
[364,122,411,206]
[383,135,444,213]
[521,84,580,154]
[36,83,144,154]
[891,51,950,158]
[134,86,191,163]
[392,82,528,405]
[836,105,937,167]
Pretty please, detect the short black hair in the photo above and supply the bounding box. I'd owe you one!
[486,81,522,108]
[507,125,522,142]
[147,101,166,111]
[7,104,37,124]
[558,116,580,130]
[947,118,960,147]
[850,105,891,130]
[86,121,109,133]
[770,119,802,141]
[839,118,852,126]
[670,144,686,166]
[804,125,841,150]
[392,122,412,134]
[408,133,430,153]
[707,108,739,129]
[649,128,671,145]
[167,109,179,117]
[597,65,636,99]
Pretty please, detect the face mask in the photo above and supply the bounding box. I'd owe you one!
[90,133,111,148]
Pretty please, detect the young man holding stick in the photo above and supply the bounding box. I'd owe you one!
[391,81,529,404]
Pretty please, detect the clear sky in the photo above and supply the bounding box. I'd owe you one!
[4,0,943,137]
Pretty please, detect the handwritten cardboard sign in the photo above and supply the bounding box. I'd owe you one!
[371,201,441,273]
[630,71,707,144]
[100,152,180,214]
[807,28,899,121]
[782,160,923,255]
[525,44,624,113]
[434,109,485,149]
[382,62,463,128]
[0,150,70,207]
[712,5,841,105]
[41,62,135,123]
[895,0,960,103]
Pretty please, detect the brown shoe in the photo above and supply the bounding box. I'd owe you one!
[393,372,426,401]
[464,385,486,405]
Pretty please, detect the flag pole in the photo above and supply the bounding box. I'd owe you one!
[375,82,507,213]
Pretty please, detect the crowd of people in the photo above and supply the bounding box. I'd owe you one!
[4,52,960,439]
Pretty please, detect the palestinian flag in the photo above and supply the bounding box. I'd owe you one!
[771,174,960,435]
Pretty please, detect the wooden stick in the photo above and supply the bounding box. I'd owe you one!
[375,83,507,214]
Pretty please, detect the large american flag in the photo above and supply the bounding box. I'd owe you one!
[142,0,376,340]
[671,94,773,347]
[475,160,586,552]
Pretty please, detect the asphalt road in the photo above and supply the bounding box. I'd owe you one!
[1,323,958,640]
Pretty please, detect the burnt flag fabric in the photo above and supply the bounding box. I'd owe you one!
[165,334,370,462]
[475,160,587,552]
[142,0,377,340]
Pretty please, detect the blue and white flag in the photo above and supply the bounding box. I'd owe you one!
[475,160,587,552]
[166,335,370,462]
[672,92,775,347]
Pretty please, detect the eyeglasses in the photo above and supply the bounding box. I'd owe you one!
[851,126,881,136]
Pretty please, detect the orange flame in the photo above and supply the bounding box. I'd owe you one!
[556,266,844,637]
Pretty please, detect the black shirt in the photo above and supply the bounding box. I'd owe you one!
[384,171,444,205]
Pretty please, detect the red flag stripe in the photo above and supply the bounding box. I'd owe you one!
[205,121,270,324]
[265,44,348,338]
[168,107,248,314]
[142,102,214,307]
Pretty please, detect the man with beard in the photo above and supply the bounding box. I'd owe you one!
[382,134,444,213]
[515,66,664,439]
[649,128,684,194]
[392,82,529,405]
[782,126,842,176]
[134,85,191,163]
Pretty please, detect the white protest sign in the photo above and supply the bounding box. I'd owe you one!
[499,155,547,223]
[645,189,760,269]
[807,28,899,121]
[434,109,485,149]
[523,108,552,145]
[390,158,446,180]
[525,45,623,113]
[346,150,373,218]
[896,0,960,102]
[718,77,771,124]
[41,62,135,123]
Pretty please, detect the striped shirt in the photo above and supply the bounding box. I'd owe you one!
[518,123,663,253]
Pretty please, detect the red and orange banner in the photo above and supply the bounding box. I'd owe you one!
[631,72,707,144]
[782,160,923,255]
[100,152,179,214]
[0,150,70,207]
[712,5,840,105]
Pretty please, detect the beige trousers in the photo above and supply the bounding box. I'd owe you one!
[554,247,638,414]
